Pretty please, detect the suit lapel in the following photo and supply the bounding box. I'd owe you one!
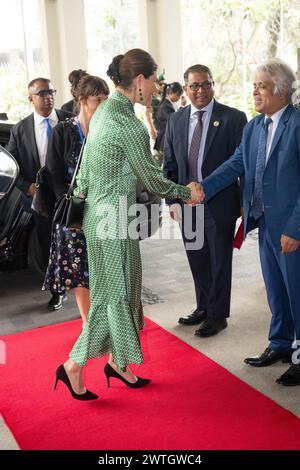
[56,109,62,121]
[202,101,222,163]
[24,114,40,169]
[56,109,65,122]
[250,117,264,174]
[165,101,174,113]
[265,104,293,167]
[179,106,191,176]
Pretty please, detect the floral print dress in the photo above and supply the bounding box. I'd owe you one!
[43,118,89,294]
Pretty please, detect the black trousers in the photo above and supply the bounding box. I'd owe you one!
[181,205,236,322]
[34,213,52,272]
[23,195,57,296]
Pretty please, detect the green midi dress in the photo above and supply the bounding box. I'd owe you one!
[69,91,190,370]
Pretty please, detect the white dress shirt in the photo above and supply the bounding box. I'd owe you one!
[188,98,214,182]
[33,109,58,167]
[265,104,289,164]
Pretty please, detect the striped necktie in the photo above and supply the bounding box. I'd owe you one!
[188,110,205,182]
[251,117,273,220]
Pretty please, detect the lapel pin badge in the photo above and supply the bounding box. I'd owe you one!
[213,121,220,127]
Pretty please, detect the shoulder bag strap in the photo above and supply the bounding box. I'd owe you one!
[66,137,86,198]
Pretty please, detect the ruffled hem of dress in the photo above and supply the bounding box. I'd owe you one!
[69,347,144,372]
[69,301,144,371]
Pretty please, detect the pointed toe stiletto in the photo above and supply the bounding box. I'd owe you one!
[54,364,98,400]
[104,363,151,388]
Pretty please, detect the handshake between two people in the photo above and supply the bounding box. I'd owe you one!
[169,183,205,222]
[186,182,205,206]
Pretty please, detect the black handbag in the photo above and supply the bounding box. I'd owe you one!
[31,166,55,218]
[53,139,86,230]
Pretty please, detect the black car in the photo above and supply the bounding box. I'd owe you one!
[0,144,162,275]
[0,145,42,273]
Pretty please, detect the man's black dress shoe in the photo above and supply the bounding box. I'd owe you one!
[194,318,227,337]
[244,347,292,367]
[48,293,67,311]
[178,309,207,326]
[276,364,300,386]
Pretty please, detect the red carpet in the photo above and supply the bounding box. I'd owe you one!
[1,318,300,450]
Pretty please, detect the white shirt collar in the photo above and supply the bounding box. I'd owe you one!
[33,109,58,125]
[190,98,214,117]
[266,104,289,125]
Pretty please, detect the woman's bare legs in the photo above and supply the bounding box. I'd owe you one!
[65,288,89,391]
[63,359,86,394]
[108,354,138,384]
[74,287,90,328]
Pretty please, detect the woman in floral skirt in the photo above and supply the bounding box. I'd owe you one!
[43,75,109,327]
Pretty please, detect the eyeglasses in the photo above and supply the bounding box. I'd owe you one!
[32,89,57,98]
[188,81,213,91]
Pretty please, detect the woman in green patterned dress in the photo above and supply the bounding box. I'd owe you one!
[54,49,203,400]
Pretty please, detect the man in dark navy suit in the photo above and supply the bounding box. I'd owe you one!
[163,64,247,337]
[7,78,71,311]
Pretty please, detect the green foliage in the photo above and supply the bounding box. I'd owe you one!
[222,92,258,118]
[1,0,299,122]
[104,15,117,28]
[181,0,300,116]
[0,66,31,121]
[85,0,139,57]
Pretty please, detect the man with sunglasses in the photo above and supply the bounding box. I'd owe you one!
[163,64,247,337]
[7,78,72,311]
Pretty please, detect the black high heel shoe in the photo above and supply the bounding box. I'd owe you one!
[104,363,151,388]
[54,364,98,400]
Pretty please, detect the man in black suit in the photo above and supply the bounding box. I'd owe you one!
[7,77,71,311]
[163,64,247,337]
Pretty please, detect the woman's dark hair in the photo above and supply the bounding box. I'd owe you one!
[161,82,183,102]
[73,75,110,111]
[107,48,157,89]
[73,75,109,100]
[68,69,89,98]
